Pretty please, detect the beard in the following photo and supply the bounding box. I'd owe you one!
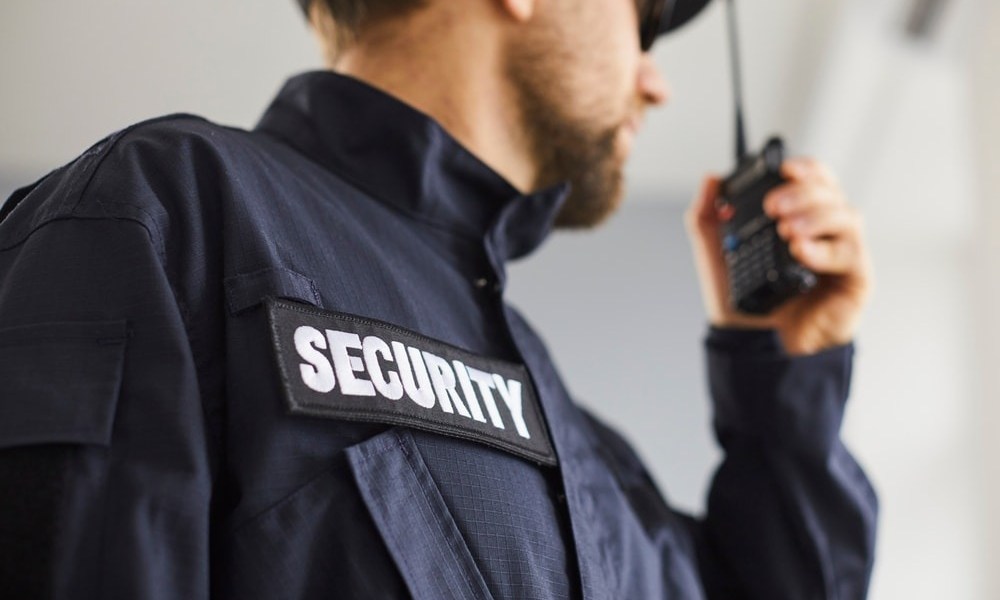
[505,44,628,228]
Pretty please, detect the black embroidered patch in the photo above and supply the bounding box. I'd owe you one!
[265,299,557,466]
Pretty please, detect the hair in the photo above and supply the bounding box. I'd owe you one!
[298,0,427,59]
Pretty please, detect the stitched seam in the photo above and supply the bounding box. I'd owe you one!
[69,113,205,219]
[0,336,125,347]
[395,431,483,598]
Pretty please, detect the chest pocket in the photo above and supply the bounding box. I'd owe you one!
[222,421,495,600]
[0,320,127,449]
[347,428,495,600]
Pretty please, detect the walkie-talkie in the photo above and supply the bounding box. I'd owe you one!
[715,0,817,315]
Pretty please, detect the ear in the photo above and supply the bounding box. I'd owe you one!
[307,0,343,67]
[497,0,536,22]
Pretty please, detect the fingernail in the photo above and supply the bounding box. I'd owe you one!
[774,192,793,211]
[764,197,778,215]
[784,162,805,178]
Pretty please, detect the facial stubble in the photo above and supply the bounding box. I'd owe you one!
[506,43,628,228]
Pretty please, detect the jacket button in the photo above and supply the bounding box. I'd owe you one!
[474,277,489,289]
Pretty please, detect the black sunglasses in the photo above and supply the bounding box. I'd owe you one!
[639,0,671,52]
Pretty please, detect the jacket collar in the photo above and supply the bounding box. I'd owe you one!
[254,70,569,262]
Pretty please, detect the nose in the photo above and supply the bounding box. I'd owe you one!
[637,54,670,106]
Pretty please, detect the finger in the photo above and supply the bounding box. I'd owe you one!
[789,237,857,275]
[781,156,839,187]
[685,174,723,231]
[763,181,844,217]
[776,204,861,241]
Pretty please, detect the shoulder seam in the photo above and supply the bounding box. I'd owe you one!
[0,114,209,253]
[69,113,209,217]
[0,214,164,260]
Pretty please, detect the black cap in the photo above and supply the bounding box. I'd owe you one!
[296,0,715,38]
[659,0,715,36]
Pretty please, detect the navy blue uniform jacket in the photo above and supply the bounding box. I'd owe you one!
[0,71,877,599]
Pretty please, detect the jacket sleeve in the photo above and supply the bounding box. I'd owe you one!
[682,326,878,599]
[584,326,877,599]
[0,191,214,597]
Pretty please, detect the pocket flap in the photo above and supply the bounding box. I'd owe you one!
[224,266,322,315]
[0,320,128,449]
[347,428,495,600]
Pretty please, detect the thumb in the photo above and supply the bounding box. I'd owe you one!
[685,174,734,326]
[685,174,723,237]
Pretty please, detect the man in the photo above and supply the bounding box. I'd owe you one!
[0,0,876,598]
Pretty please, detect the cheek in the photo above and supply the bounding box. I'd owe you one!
[573,50,638,124]
[579,2,641,108]
[539,0,641,121]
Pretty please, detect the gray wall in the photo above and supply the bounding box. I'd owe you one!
[1,174,35,205]
[507,199,719,514]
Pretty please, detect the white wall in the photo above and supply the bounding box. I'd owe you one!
[789,1,990,597]
[969,4,1000,599]
[0,0,320,186]
[0,0,843,201]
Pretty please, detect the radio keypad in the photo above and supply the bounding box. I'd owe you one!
[726,225,779,299]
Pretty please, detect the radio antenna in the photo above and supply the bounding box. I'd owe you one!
[725,0,749,162]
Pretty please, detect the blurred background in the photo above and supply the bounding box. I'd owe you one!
[1,0,996,597]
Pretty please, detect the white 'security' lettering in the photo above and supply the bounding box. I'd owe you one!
[293,325,533,439]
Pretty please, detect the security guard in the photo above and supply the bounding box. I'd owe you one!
[0,0,877,598]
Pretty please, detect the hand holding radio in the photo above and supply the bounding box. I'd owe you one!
[685,158,873,356]
[680,0,872,355]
